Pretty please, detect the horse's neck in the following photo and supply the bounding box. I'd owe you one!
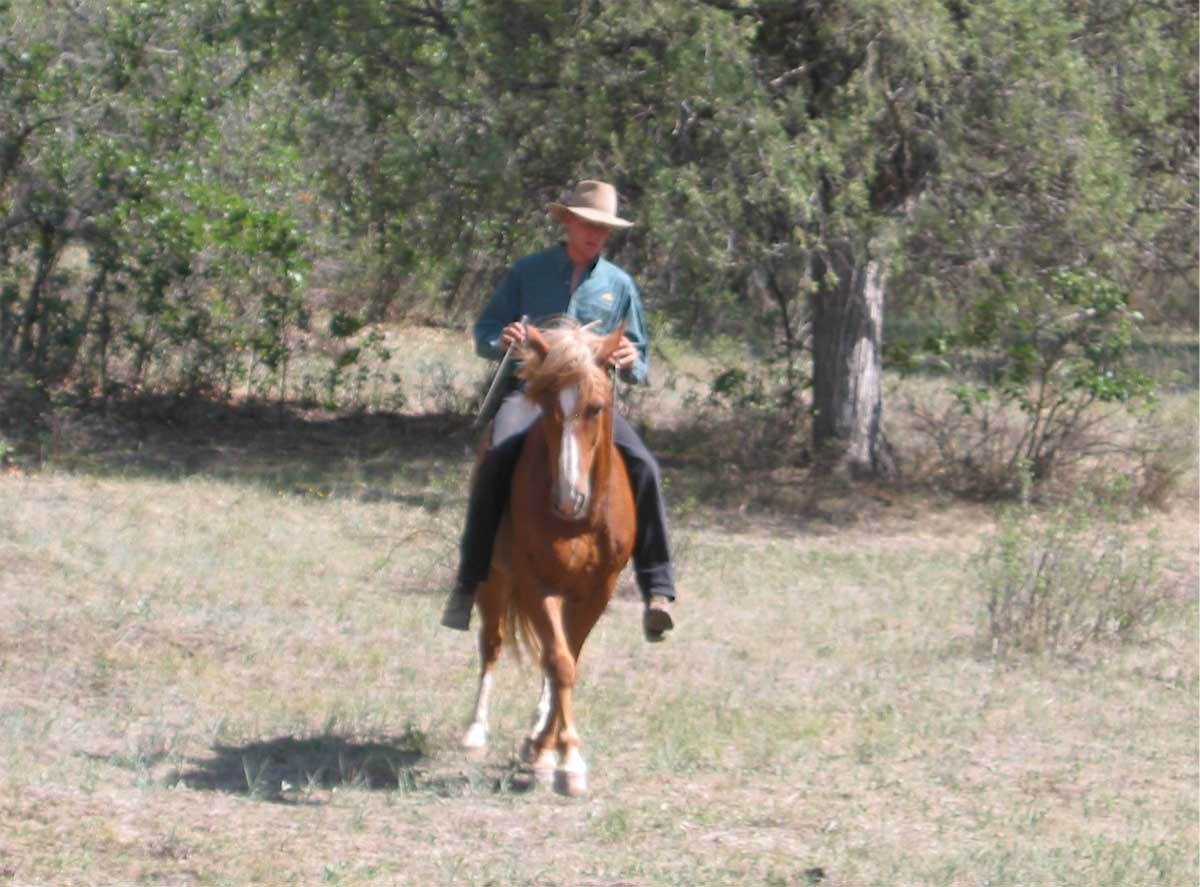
[591,412,617,490]
[588,410,624,522]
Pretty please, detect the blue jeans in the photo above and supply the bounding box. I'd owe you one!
[457,391,675,600]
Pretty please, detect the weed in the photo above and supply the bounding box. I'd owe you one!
[895,376,1197,505]
[242,754,274,799]
[589,805,632,843]
[976,493,1173,656]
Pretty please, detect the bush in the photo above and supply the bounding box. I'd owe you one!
[976,493,1172,657]
[898,384,1192,506]
[895,270,1158,496]
[0,373,50,463]
[641,359,812,473]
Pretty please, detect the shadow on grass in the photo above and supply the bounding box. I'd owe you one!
[170,731,540,803]
[172,732,427,803]
[641,418,891,533]
[35,396,480,502]
[22,393,891,530]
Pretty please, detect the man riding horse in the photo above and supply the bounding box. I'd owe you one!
[441,179,677,641]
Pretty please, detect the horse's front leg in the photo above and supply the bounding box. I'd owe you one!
[523,594,587,795]
[551,653,588,798]
[551,590,610,796]
[530,645,584,796]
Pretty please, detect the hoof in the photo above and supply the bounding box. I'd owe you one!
[554,768,588,797]
[461,723,488,754]
[533,765,556,789]
[526,741,558,768]
[529,746,558,787]
[519,736,538,765]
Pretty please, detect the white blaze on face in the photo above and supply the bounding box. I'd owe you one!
[556,386,588,517]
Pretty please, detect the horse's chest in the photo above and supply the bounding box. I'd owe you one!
[519,524,629,583]
[552,535,611,574]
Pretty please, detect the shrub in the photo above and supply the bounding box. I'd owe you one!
[976,493,1172,657]
[895,269,1158,496]
[898,384,1191,506]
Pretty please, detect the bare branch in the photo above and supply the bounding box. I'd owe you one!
[768,65,809,90]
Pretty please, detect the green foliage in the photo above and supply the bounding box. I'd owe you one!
[322,326,396,412]
[896,0,1196,322]
[901,269,1155,490]
[958,269,1153,407]
[977,492,1172,656]
[0,0,308,401]
[247,0,1192,462]
[708,360,809,418]
[1,0,1194,453]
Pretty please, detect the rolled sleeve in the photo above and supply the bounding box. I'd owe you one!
[619,281,650,385]
[473,267,521,360]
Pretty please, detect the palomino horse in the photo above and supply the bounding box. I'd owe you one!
[461,320,635,797]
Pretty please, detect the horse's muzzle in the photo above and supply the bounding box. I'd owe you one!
[553,486,589,521]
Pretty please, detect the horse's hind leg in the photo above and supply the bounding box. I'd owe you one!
[462,581,504,754]
[520,676,552,765]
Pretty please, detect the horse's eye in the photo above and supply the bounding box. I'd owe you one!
[584,404,603,419]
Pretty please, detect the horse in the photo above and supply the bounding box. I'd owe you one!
[460,319,636,797]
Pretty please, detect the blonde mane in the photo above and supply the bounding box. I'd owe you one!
[519,318,611,407]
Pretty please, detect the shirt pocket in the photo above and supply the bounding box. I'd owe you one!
[570,284,621,331]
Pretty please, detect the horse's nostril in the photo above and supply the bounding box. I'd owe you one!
[553,486,589,519]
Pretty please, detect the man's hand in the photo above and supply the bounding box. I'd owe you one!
[500,321,527,350]
[610,336,639,372]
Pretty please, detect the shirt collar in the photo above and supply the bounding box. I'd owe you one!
[557,242,602,276]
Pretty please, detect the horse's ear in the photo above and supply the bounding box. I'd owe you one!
[596,322,625,367]
[524,324,550,360]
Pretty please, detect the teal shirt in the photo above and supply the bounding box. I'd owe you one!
[474,244,650,385]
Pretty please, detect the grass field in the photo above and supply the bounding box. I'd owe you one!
[0,328,1196,886]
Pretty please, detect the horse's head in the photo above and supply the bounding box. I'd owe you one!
[520,320,624,521]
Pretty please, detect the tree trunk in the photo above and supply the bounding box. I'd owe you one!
[61,264,108,386]
[809,242,893,478]
[18,226,60,376]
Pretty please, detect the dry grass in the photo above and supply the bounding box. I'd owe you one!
[0,327,1196,886]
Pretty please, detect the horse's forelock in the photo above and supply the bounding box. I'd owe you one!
[520,324,610,406]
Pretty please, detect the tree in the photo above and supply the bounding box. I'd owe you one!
[3,0,1192,484]
[234,0,1193,479]
[1,0,307,400]
[688,0,1194,477]
[1069,0,1198,324]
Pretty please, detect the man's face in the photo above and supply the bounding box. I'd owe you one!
[562,214,613,264]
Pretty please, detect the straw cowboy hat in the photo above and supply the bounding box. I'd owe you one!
[546,180,634,229]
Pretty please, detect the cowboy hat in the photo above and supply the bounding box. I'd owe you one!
[546,180,634,229]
